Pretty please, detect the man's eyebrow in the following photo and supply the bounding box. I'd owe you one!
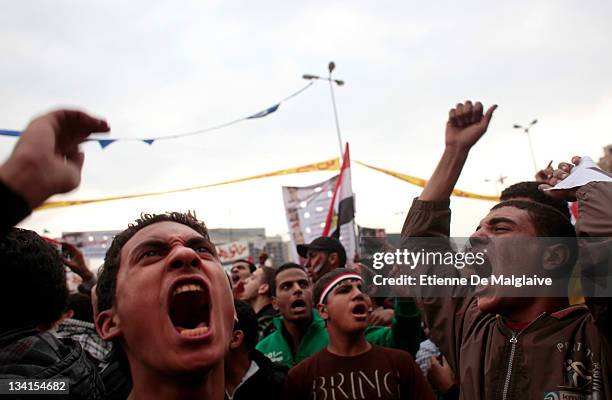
[129,239,170,261]
[332,280,358,293]
[488,217,517,225]
[184,236,212,248]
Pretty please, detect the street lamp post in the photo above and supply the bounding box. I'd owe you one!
[513,119,539,173]
[303,61,345,158]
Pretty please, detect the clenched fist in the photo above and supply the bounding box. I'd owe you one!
[0,110,110,208]
[446,101,497,152]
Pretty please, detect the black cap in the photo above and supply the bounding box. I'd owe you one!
[297,236,347,267]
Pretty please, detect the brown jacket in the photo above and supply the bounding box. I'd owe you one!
[401,182,612,400]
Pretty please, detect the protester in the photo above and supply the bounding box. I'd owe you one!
[0,228,105,399]
[61,241,99,294]
[285,269,435,400]
[401,100,611,398]
[56,292,113,365]
[231,258,256,286]
[239,266,278,340]
[500,181,571,219]
[256,262,422,368]
[95,212,235,400]
[297,236,346,282]
[0,110,109,235]
[225,300,287,400]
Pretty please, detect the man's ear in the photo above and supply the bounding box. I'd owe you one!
[257,283,270,296]
[316,303,329,321]
[542,244,571,272]
[229,330,244,350]
[272,296,279,311]
[95,308,122,341]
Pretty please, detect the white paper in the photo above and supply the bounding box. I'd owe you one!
[547,156,612,191]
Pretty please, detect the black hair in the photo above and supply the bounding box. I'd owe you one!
[269,262,306,297]
[97,211,211,313]
[258,266,275,298]
[491,200,578,272]
[312,268,361,305]
[233,300,258,351]
[0,228,68,332]
[67,293,94,323]
[233,259,256,273]
[500,181,570,220]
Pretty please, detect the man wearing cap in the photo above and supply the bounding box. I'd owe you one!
[297,236,347,283]
[256,263,422,368]
[284,269,434,400]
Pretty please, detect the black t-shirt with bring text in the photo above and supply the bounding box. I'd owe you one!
[285,344,435,400]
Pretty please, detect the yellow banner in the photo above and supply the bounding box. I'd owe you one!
[354,160,499,202]
[37,158,340,211]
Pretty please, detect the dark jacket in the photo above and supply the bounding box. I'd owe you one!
[402,182,612,400]
[230,349,287,400]
[0,181,30,237]
[0,327,105,399]
[256,303,278,342]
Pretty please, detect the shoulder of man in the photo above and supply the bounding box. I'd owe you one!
[256,330,289,365]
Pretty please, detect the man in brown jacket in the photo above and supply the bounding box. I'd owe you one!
[401,100,611,399]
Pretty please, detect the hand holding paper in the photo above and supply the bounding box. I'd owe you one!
[539,156,612,201]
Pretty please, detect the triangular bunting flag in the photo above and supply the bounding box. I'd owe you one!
[247,104,280,119]
[97,139,116,149]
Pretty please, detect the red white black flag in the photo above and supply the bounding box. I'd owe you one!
[322,143,356,262]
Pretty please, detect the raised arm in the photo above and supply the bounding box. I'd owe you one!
[401,100,497,374]
[419,101,496,202]
[0,110,109,234]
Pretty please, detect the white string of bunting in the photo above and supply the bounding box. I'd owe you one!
[0,81,315,149]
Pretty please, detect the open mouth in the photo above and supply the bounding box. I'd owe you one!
[290,299,307,313]
[351,302,369,318]
[168,279,211,338]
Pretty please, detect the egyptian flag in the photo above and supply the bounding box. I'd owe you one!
[322,143,356,261]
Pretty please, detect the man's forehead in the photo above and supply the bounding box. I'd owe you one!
[277,268,308,282]
[232,262,250,269]
[121,221,207,256]
[334,279,361,290]
[481,206,530,224]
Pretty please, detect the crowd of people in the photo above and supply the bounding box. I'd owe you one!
[0,103,609,399]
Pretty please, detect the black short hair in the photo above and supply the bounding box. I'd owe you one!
[313,268,361,305]
[67,293,94,323]
[258,266,275,298]
[491,200,578,272]
[0,228,68,332]
[233,259,256,273]
[96,212,211,313]
[233,300,258,351]
[500,181,570,220]
[269,263,307,298]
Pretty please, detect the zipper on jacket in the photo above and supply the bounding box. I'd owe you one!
[500,313,546,400]
[501,331,518,400]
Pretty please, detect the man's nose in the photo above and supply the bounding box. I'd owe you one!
[167,246,201,270]
[469,230,490,248]
[291,283,303,295]
[351,289,365,302]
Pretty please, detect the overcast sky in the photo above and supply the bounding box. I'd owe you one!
[1,0,611,239]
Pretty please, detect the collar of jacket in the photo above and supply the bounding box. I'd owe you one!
[271,309,323,332]
[0,326,39,347]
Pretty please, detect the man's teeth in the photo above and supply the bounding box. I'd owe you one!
[179,323,209,337]
[173,283,204,296]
